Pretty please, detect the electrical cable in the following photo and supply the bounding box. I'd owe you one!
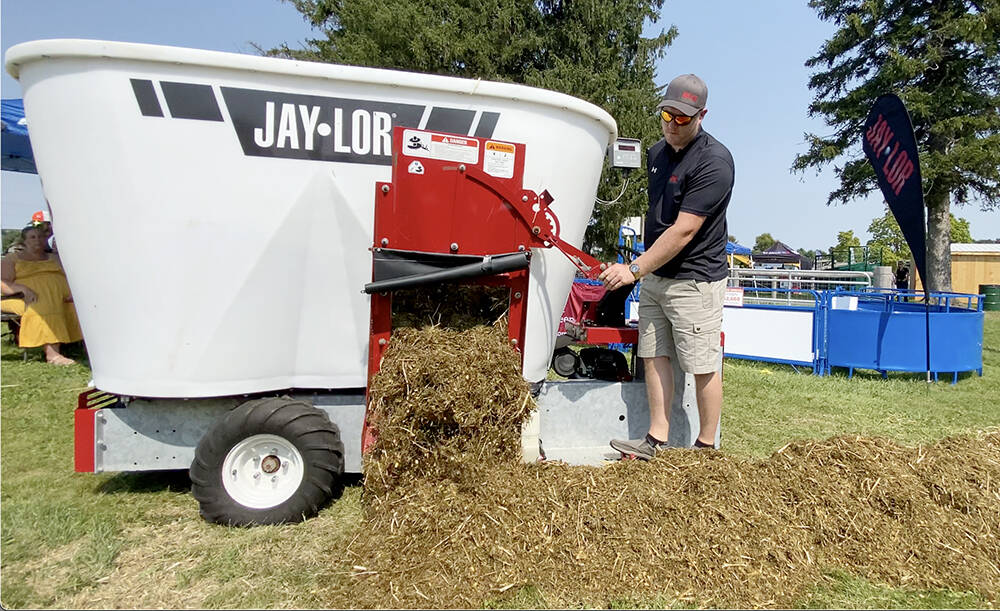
[594,176,630,206]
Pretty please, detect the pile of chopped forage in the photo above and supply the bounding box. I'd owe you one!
[344,312,999,608]
[363,322,533,502]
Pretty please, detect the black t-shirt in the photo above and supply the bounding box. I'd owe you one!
[644,129,735,281]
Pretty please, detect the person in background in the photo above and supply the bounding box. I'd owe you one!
[895,262,909,290]
[6,210,53,254]
[0,219,83,365]
[599,73,734,459]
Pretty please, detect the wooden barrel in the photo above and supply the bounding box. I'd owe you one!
[981,284,1000,311]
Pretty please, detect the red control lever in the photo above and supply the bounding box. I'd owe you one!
[459,167,607,279]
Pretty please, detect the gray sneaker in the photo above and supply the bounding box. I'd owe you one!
[610,435,669,461]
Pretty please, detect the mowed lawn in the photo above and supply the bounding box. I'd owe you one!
[1,312,998,609]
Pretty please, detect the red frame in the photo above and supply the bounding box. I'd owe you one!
[74,408,97,473]
[360,127,589,454]
[74,388,118,472]
[562,323,639,346]
[361,270,530,454]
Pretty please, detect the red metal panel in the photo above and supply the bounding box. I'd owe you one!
[74,388,118,473]
[505,270,530,368]
[721,331,725,377]
[74,405,96,473]
[362,290,393,456]
[375,128,535,256]
[374,127,605,277]
[362,127,606,453]
[569,325,640,345]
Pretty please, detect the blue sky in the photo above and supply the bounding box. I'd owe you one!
[2,0,997,247]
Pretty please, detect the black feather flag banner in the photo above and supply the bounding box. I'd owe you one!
[861,94,926,288]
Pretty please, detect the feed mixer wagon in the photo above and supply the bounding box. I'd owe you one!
[7,40,714,526]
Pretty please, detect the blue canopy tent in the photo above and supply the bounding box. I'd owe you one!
[726,240,752,267]
[2,99,37,174]
[726,241,751,255]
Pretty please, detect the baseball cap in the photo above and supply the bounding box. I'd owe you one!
[657,74,708,116]
[31,210,51,226]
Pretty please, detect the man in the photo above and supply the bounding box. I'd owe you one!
[895,262,909,290]
[598,73,734,459]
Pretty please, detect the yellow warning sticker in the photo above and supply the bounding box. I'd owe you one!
[486,141,515,154]
[484,140,516,178]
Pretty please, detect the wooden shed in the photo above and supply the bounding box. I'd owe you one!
[912,243,1000,295]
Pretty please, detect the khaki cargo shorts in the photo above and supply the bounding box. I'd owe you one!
[636,276,725,374]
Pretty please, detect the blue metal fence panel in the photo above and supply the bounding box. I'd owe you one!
[822,288,984,381]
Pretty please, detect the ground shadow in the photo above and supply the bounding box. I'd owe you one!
[824,366,981,383]
[97,470,364,496]
[98,469,192,494]
[727,358,811,375]
[340,473,364,488]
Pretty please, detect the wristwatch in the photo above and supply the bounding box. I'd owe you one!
[629,263,642,281]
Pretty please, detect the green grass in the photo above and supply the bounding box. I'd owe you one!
[797,570,990,609]
[724,311,1000,458]
[2,314,998,608]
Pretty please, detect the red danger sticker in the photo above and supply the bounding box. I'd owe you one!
[404,129,480,164]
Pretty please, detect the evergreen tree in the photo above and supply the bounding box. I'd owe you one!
[271,0,674,256]
[792,0,1000,291]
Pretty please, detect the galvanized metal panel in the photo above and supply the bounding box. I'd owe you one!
[299,393,366,473]
[94,399,238,472]
[94,395,366,474]
[534,356,720,466]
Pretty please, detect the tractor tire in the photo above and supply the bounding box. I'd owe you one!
[190,396,344,526]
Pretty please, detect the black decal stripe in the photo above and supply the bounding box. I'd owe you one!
[160,82,223,121]
[130,79,163,117]
[424,107,475,135]
[219,86,426,167]
[474,112,500,138]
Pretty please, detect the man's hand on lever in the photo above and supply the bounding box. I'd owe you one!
[598,261,640,291]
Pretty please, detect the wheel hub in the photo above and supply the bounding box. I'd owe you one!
[260,454,281,474]
[221,434,304,509]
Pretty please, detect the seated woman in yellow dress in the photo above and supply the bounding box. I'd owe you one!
[1,223,83,365]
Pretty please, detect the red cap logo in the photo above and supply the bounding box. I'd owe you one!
[681,91,699,103]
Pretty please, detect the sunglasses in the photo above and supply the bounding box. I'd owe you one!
[659,109,696,126]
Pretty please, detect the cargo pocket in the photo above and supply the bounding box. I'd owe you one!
[692,321,722,372]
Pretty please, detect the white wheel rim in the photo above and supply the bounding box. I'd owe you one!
[221,434,305,509]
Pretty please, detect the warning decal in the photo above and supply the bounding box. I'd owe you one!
[484,140,516,178]
[402,129,479,163]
